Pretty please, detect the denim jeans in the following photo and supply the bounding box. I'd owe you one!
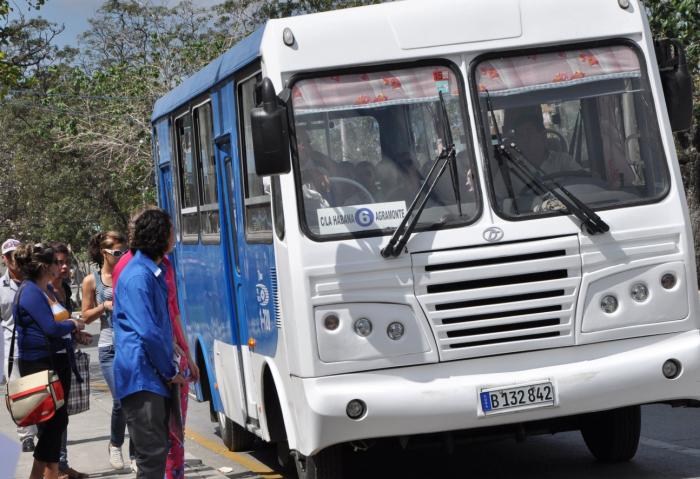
[99,345,128,448]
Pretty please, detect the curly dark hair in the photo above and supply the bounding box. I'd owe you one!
[131,208,172,260]
[49,241,70,257]
[127,205,158,252]
[13,243,54,281]
[88,231,127,266]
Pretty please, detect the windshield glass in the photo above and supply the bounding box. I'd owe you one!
[292,64,479,238]
[474,44,669,217]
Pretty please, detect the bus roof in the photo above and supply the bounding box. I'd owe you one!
[152,0,647,122]
[151,25,265,122]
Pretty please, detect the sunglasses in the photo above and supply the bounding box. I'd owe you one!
[104,249,128,258]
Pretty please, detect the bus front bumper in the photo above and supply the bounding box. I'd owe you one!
[290,330,700,456]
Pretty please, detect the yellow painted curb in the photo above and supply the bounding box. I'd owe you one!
[185,428,285,478]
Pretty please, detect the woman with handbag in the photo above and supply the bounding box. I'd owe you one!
[12,243,85,479]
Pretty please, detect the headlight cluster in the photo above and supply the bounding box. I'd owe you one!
[325,314,406,341]
[315,303,429,363]
[600,273,677,314]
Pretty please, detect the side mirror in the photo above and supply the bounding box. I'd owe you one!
[655,39,693,132]
[251,77,291,176]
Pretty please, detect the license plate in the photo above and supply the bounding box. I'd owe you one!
[480,381,556,415]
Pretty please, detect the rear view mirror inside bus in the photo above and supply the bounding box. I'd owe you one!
[654,39,693,132]
[251,77,291,176]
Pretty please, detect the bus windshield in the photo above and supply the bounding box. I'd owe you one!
[291,64,480,239]
[474,44,669,218]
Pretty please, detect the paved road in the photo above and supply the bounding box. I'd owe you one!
[4,321,700,478]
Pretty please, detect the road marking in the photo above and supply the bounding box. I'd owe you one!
[185,429,285,478]
[641,437,700,458]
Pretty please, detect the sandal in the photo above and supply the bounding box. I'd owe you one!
[60,467,89,479]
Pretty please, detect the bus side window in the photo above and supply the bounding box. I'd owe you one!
[175,111,200,242]
[193,102,220,241]
[237,71,273,243]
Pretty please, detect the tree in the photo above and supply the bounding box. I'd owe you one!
[0,0,56,93]
[645,0,700,273]
[1,0,697,259]
[40,1,222,235]
[0,0,223,247]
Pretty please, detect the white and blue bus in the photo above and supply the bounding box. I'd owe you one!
[151,1,698,477]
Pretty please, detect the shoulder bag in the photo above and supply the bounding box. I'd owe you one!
[66,348,90,416]
[4,284,65,427]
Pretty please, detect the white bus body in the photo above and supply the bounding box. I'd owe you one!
[153,0,699,476]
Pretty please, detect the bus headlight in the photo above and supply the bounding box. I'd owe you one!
[582,262,688,333]
[630,283,649,303]
[661,273,677,290]
[314,303,431,363]
[600,295,618,314]
[387,322,405,340]
[323,313,340,331]
[353,318,373,337]
[346,399,367,419]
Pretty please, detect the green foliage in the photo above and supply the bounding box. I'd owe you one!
[0,0,219,248]
[0,1,52,94]
[645,0,700,275]
[1,0,698,257]
[645,0,700,148]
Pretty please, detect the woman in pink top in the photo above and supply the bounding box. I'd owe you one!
[113,222,199,478]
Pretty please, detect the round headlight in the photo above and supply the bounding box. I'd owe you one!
[323,313,340,331]
[662,359,681,379]
[346,399,366,419]
[661,273,677,290]
[630,283,649,302]
[387,322,405,341]
[282,27,295,46]
[600,295,618,314]
[353,318,372,337]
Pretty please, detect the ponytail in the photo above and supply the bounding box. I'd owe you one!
[88,232,106,266]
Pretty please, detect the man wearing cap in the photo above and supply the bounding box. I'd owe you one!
[0,238,37,453]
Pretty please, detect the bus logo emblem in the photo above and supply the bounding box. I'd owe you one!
[256,284,270,307]
[483,227,504,243]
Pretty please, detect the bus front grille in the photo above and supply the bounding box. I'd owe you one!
[412,236,581,361]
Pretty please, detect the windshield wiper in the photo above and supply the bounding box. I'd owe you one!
[484,91,609,235]
[381,92,460,258]
[439,92,463,217]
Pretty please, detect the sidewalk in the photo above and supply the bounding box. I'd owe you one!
[1,321,226,479]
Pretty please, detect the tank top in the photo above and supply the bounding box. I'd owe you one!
[94,271,114,348]
[46,291,71,350]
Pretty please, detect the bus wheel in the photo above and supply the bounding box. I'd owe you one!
[581,405,641,462]
[218,412,255,452]
[294,445,344,479]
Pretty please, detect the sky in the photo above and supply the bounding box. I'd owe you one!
[8,0,221,47]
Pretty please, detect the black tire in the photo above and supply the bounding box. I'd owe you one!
[295,445,344,479]
[581,405,641,462]
[218,412,255,452]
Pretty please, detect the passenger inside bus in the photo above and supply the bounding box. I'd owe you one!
[491,105,587,214]
[504,106,582,174]
[302,164,333,210]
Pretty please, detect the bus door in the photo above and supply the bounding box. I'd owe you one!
[231,64,279,429]
[217,131,255,427]
[155,121,180,272]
